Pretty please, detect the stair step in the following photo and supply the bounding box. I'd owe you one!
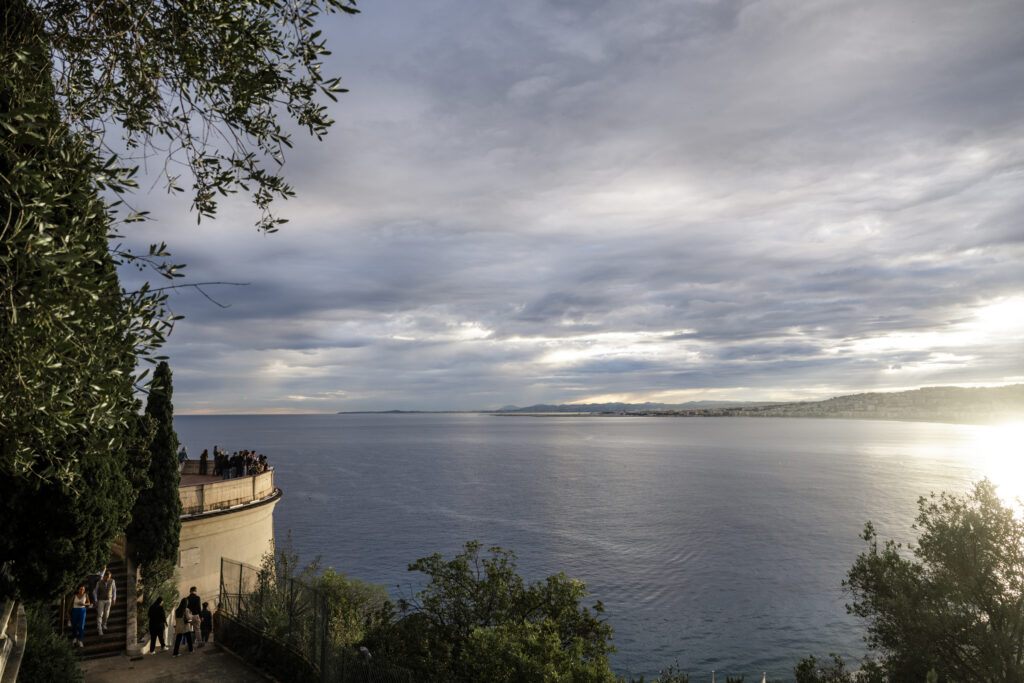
[62,563,131,659]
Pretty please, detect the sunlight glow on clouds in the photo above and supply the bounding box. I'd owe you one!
[126,0,1024,413]
[538,331,703,366]
[845,296,1024,360]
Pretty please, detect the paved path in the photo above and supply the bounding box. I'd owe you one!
[80,643,272,683]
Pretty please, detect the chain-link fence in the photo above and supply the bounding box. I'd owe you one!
[219,558,412,683]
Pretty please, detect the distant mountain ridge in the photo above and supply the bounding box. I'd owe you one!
[496,400,770,413]
[498,385,1024,425]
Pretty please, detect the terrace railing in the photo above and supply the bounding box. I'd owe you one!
[179,469,277,516]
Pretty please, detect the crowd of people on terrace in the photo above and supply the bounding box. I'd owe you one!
[178,445,271,478]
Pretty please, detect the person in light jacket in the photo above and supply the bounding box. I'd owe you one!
[172,598,194,656]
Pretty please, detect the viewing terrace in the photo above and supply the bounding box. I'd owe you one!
[178,461,279,517]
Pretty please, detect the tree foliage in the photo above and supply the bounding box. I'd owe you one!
[1,0,353,600]
[370,541,617,683]
[34,0,358,232]
[0,0,171,489]
[793,654,856,683]
[625,661,692,683]
[127,361,181,569]
[314,567,390,648]
[843,479,1024,682]
[0,4,158,599]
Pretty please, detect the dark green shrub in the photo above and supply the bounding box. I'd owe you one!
[18,603,83,683]
[626,659,690,682]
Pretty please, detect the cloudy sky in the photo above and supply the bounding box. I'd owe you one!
[124,0,1024,414]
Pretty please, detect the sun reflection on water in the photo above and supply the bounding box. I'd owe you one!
[971,421,1024,509]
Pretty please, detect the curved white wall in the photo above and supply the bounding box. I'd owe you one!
[176,493,280,606]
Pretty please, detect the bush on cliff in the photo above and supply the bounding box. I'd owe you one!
[366,541,617,683]
[800,479,1024,682]
[315,567,390,648]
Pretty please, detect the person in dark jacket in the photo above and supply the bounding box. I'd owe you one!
[200,601,213,644]
[147,597,167,653]
[187,587,203,645]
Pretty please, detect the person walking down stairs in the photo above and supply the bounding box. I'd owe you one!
[93,570,116,636]
[66,585,91,648]
[70,557,130,659]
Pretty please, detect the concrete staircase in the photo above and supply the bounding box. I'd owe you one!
[62,559,129,660]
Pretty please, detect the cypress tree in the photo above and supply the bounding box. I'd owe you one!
[127,362,182,570]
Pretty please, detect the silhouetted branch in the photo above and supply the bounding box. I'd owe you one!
[148,281,250,308]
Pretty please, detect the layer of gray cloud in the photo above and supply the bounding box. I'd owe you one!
[120,0,1024,412]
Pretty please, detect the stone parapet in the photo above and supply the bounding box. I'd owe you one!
[179,470,276,516]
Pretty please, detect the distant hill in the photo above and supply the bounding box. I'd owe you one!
[340,385,1023,425]
[660,385,1024,425]
[495,385,1024,425]
[495,400,774,413]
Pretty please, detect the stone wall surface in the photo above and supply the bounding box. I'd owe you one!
[176,493,280,607]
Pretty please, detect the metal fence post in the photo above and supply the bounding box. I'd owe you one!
[320,596,327,682]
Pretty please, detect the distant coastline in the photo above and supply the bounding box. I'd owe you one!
[338,384,1024,426]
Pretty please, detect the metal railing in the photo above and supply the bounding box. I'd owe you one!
[219,558,412,683]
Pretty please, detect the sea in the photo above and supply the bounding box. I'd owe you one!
[174,413,1021,681]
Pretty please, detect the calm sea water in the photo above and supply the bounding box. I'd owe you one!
[174,414,1017,680]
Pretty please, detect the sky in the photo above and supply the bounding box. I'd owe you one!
[122,0,1024,414]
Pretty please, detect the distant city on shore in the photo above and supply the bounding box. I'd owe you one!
[339,384,1024,425]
